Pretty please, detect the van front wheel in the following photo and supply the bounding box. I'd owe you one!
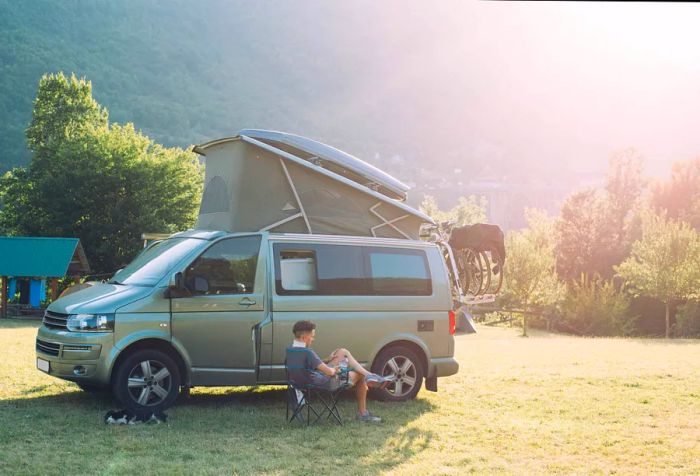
[371,346,424,402]
[112,349,181,414]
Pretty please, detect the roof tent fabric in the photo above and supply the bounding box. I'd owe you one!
[238,129,410,201]
[193,131,433,239]
[0,237,90,277]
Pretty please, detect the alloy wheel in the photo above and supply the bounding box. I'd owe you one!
[126,359,172,407]
[381,356,417,398]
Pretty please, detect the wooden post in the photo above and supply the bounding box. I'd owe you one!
[1,276,7,318]
[50,279,58,302]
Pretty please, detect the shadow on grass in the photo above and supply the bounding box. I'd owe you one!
[2,385,436,474]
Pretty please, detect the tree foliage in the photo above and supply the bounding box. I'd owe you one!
[615,212,700,337]
[26,73,108,155]
[555,151,645,281]
[674,301,700,338]
[0,73,203,273]
[419,194,487,226]
[501,209,564,312]
[651,157,700,229]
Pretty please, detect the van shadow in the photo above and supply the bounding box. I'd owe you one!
[178,386,437,474]
[4,385,437,475]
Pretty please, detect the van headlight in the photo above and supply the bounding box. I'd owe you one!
[67,313,115,332]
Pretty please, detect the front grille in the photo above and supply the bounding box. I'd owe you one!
[36,338,60,356]
[43,310,69,330]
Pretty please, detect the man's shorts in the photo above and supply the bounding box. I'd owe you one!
[309,371,344,391]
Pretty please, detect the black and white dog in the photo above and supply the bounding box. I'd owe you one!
[104,409,167,425]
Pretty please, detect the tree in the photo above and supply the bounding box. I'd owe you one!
[419,194,487,226]
[651,157,700,229]
[555,188,613,280]
[501,209,564,335]
[616,212,700,338]
[555,152,645,282]
[26,73,108,156]
[0,73,203,273]
[605,149,645,225]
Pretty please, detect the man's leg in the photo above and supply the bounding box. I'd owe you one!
[327,348,370,377]
[349,371,368,414]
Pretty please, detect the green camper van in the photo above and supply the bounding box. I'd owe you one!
[36,231,459,413]
[35,130,465,413]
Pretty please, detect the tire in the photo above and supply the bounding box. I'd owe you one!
[112,349,181,414]
[371,346,424,402]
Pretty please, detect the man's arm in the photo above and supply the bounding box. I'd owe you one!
[316,362,338,377]
[307,348,337,377]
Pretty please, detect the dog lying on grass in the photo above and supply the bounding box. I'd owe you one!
[104,409,167,425]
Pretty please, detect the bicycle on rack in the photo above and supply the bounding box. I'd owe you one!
[422,221,504,301]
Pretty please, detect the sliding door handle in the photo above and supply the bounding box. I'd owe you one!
[238,297,256,306]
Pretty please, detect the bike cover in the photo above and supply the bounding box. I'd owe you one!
[448,223,506,260]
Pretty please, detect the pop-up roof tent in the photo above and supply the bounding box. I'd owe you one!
[192,129,433,239]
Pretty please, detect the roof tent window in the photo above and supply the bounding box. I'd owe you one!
[199,176,229,213]
[367,248,432,296]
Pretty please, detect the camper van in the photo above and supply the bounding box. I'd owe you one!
[35,130,468,413]
[36,231,458,413]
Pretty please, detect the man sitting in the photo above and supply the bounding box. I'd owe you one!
[286,320,393,423]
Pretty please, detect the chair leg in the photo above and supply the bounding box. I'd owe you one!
[314,390,343,425]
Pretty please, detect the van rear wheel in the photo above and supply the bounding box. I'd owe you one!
[112,349,181,414]
[371,346,424,402]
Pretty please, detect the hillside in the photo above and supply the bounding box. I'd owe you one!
[1,2,454,171]
[2,1,569,200]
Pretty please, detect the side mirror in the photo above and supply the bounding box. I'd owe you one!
[165,271,188,298]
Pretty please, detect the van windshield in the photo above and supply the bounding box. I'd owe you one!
[110,238,205,287]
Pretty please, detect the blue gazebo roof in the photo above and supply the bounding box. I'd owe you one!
[0,237,90,277]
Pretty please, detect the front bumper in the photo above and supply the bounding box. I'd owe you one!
[35,326,114,384]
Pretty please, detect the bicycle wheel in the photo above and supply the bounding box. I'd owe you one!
[478,250,491,295]
[485,249,504,294]
[456,248,484,296]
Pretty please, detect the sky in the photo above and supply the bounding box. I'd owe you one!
[324,1,700,184]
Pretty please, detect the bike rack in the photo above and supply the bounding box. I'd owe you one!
[425,226,500,307]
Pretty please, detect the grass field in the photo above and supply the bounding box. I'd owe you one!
[1,319,699,475]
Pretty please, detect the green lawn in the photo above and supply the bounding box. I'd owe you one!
[1,319,699,475]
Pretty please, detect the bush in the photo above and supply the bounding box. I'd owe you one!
[674,301,700,337]
[558,275,637,336]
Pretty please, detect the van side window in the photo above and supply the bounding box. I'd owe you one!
[274,243,431,296]
[186,236,261,295]
[367,248,432,296]
[275,244,367,295]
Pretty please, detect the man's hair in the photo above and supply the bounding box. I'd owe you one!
[293,320,316,338]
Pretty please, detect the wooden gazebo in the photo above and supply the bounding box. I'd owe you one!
[0,237,90,317]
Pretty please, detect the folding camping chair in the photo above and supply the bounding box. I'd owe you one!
[285,354,352,426]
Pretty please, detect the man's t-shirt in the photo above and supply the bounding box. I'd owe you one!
[285,345,323,385]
